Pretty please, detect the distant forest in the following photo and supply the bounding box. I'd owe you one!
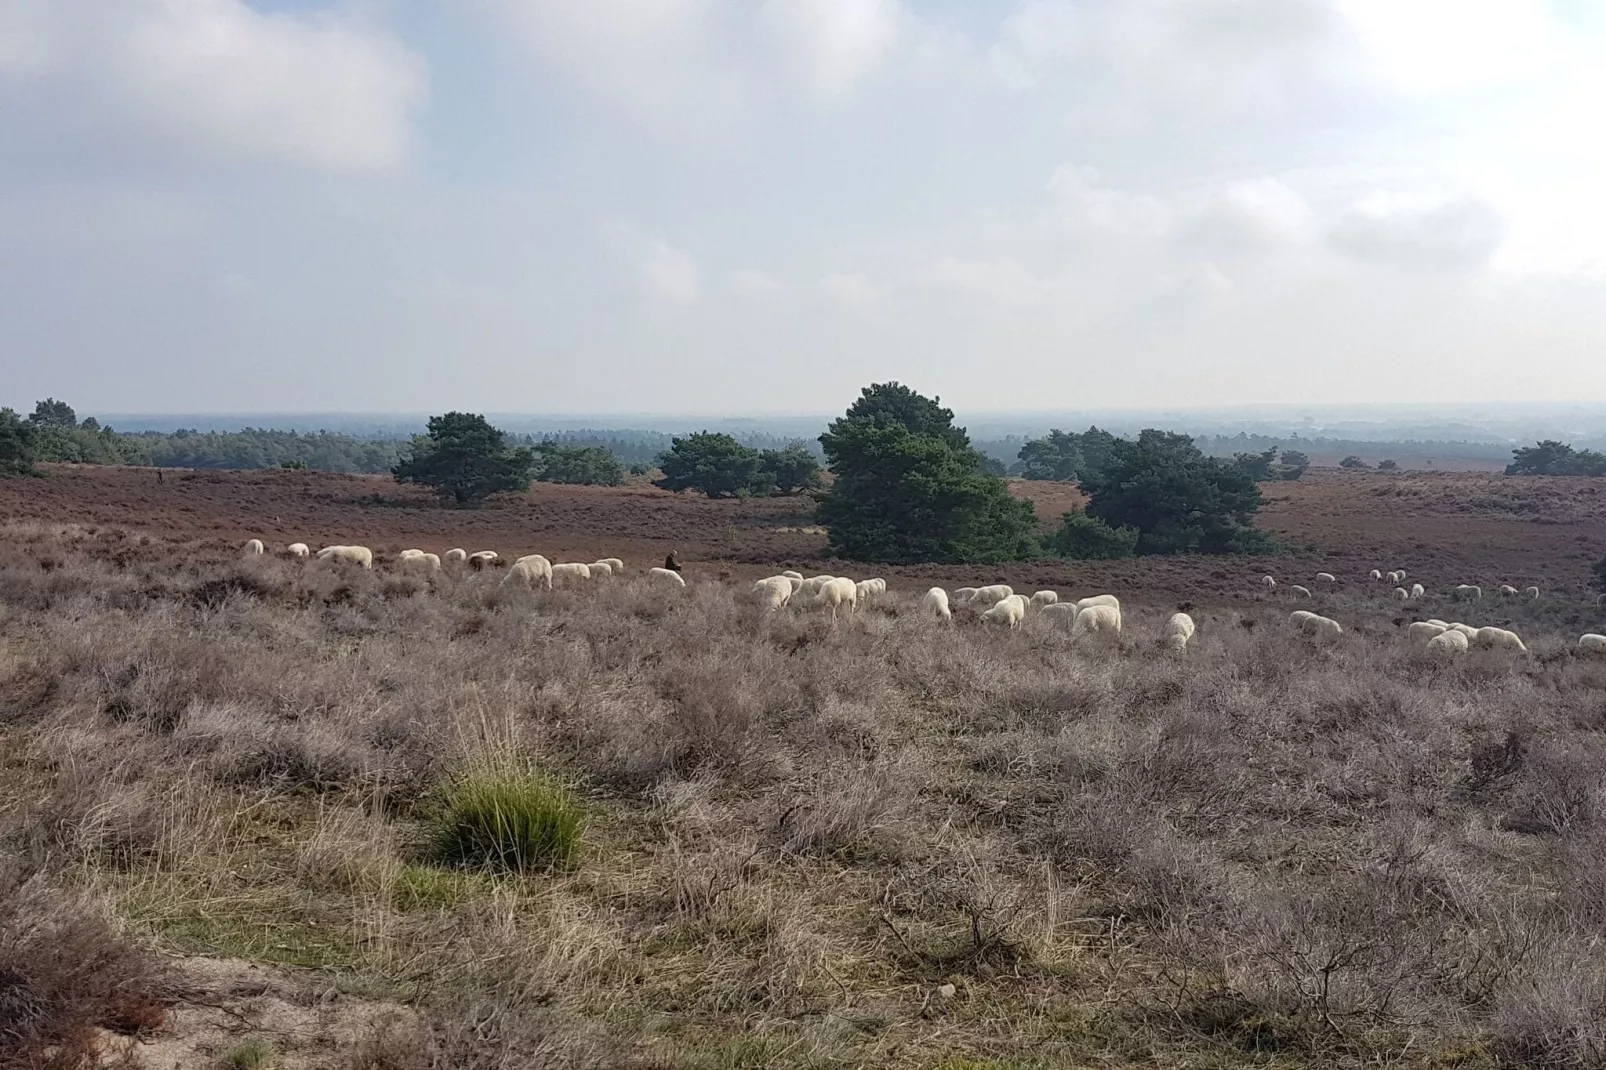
[2,397,1581,478]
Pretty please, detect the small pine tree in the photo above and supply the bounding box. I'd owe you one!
[393,412,535,507]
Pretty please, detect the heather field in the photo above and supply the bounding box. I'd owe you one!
[4,467,1606,1068]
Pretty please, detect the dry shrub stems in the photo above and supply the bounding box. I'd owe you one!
[3,521,1606,1068]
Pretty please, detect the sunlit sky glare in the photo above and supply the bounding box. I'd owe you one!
[3,0,1605,416]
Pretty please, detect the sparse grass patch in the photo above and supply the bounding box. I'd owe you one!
[218,1036,278,1070]
[424,763,584,873]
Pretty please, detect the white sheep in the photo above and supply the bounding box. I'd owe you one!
[752,576,794,610]
[952,587,979,605]
[1315,572,1337,584]
[1426,630,1469,658]
[599,558,625,575]
[243,538,265,555]
[1525,586,1540,600]
[969,584,1015,607]
[1449,623,1479,637]
[864,578,887,596]
[550,562,592,586]
[397,549,441,570]
[1474,627,1528,653]
[1072,603,1122,641]
[854,578,887,604]
[1393,587,1409,602]
[1370,569,1383,581]
[1453,584,1482,601]
[1578,634,1606,656]
[922,587,952,622]
[981,594,1028,629]
[1075,594,1123,630]
[1498,584,1518,598]
[648,566,687,588]
[781,570,804,581]
[503,554,554,591]
[413,552,442,571]
[1163,612,1196,651]
[1386,570,1403,585]
[588,561,614,579]
[1426,619,1450,628]
[798,575,838,598]
[1029,590,1059,607]
[1410,583,1425,599]
[444,548,468,564]
[1262,576,1277,589]
[468,551,500,570]
[1291,585,1313,600]
[1040,603,1080,627]
[1290,611,1342,642]
[813,576,857,618]
[1408,621,1448,645]
[286,543,310,558]
[316,545,374,569]
[1396,569,1408,581]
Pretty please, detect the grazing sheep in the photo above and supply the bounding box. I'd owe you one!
[1408,621,1448,645]
[599,558,625,575]
[444,548,468,564]
[503,554,554,591]
[1526,586,1540,600]
[1072,603,1122,641]
[1474,627,1528,653]
[970,584,1015,607]
[813,576,857,618]
[468,551,500,570]
[854,578,887,603]
[1369,569,1383,581]
[407,552,442,570]
[1262,576,1276,589]
[1163,612,1196,651]
[243,538,265,556]
[1426,619,1450,628]
[922,587,952,622]
[781,570,803,580]
[1291,585,1313,600]
[1386,570,1404,585]
[1394,587,1409,602]
[286,543,310,557]
[797,575,837,597]
[1411,583,1425,599]
[1578,634,1606,655]
[397,549,441,570]
[752,576,794,610]
[1030,590,1059,607]
[1396,570,1408,581]
[1453,584,1482,601]
[1427,630,1470,658]
[1449,623,1479,637]
[550,562,592,586]
[648,566,687,588]
[1040,603,1080,627]
[1315,572,1337,584]
[316,545,374,569]
[1498,585,1518,598]
[1290,611,1342,642]
[1075,595,1122,630]
[952,587,980,605]
[588,561,614,579]
[982,594,1028,629]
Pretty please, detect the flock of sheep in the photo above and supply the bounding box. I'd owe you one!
[241,538,1605,658]
[1262,566,1606,658]
[239,539,688,589]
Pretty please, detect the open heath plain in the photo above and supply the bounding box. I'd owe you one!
[5,463,1606,1069]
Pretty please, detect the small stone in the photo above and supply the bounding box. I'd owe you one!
[936,983,956,999]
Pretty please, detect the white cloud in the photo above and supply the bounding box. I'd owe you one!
[603,223,704,303]
[820,272,878,306]
[726,268,784,298]
[1330,192,1505,270]
[1182,178,1315,252]
[759,0,906,99]
[1046,165,1170,238]
[921,256,1054,305]
[0,0,426,172]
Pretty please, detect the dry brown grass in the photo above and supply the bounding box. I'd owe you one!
[5,521,1606,1067]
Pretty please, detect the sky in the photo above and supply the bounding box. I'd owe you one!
[3,0,1605,416]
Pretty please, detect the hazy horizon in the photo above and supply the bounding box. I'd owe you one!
[6,2,1605,413]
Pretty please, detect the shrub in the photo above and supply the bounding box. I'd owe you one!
[1080,430,1268,555]
[1340,455,1370,469]
[654,432,770,498]
[392,412,536,507]
[425,764,584,873]
[1049,509,1138,559]
[816,382,1040,563]
[219,1037,279,1070]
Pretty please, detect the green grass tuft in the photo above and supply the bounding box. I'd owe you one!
[425,764,584,873]
[219,1036,278,1070]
